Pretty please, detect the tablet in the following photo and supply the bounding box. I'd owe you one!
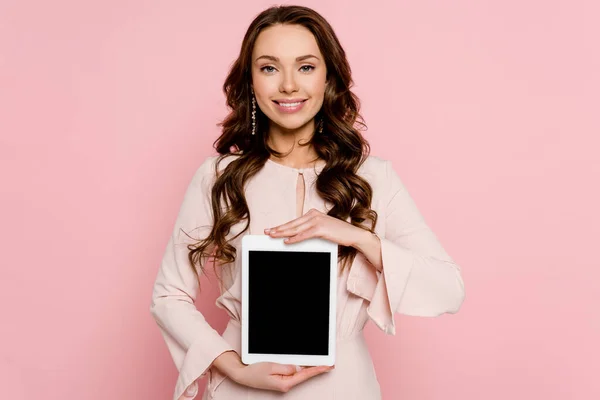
[241,234,337,367]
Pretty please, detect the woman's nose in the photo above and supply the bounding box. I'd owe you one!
[279,71,298,94]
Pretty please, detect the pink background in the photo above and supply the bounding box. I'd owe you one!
[1,0,598,399]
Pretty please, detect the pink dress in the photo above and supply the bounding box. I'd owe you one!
[150,154,465,400]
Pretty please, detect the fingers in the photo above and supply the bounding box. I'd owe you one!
[269,363,297,376]
[265,217,306,234]
[270,365,334,392]
[294,365,334,381]
[279,221,318,243]
[266,209,321,235]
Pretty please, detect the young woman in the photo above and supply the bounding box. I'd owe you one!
[150,5,465,400]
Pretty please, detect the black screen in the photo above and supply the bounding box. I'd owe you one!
[248,250,331,355]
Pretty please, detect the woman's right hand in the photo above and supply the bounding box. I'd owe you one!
[213,350,334,393]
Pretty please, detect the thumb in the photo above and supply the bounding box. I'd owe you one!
[270,364,298,376]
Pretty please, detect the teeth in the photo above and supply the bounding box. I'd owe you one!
[279,102,302,107]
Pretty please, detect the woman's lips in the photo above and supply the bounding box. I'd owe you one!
[272,99,307,114]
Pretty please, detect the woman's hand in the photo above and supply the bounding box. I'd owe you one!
[265,208,369,248]
[265,208,383,270]
[213,350,333,393]
[231,362,334,392]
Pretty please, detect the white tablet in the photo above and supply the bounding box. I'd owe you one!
[241,234,337,367]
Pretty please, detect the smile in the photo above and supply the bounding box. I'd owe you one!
[272,99,307,114]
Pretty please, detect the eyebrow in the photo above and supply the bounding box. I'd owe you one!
[254,54,320,63]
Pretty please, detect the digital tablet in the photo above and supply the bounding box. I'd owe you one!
[241,234,337,366]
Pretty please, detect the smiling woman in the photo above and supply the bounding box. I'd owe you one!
[149,5,465,400]
[251,25,327,124]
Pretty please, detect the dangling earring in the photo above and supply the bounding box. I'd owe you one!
[318,118,324,134]
[251,95,257,135]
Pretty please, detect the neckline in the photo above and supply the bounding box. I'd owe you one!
[266,158,326,174]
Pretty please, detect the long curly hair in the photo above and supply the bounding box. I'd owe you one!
[188,5,378,281]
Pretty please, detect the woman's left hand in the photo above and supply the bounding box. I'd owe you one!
[264,208,368,248]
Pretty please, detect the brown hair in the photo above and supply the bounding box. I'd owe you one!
[188,5,378,281]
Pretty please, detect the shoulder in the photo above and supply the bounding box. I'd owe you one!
[196,153,241,175]
[357,154,406,202]
[357,154,393,184]
[359,154,388,173]
[192,153,242,187]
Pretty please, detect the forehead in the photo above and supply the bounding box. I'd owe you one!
[252,24,323,61]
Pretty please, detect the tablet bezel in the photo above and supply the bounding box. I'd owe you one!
[241,234,337,366]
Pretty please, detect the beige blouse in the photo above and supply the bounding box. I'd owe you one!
[150,154,465,400]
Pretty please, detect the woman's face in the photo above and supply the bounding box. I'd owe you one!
[251,24,327,133]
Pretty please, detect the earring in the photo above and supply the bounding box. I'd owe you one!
[251,96,256,135]
[318,118,324,134]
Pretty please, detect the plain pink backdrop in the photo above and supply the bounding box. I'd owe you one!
[1,0,598,399]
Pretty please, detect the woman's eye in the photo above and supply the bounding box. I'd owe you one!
[261,66,276,73]
[260,65,314,74]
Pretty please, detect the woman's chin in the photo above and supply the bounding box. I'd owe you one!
[269,117,315,133]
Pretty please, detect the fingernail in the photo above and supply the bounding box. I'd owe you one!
[264,228,270,233]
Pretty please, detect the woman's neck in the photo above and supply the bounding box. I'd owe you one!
[266,120,322,169]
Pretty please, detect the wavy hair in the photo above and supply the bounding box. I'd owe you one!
[188,5,378,281]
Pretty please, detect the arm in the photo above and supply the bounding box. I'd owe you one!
[150,156,235,400]
[349,159,466,334]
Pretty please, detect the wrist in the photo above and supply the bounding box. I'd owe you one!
[352,228,377,253]
[213,350,245,380]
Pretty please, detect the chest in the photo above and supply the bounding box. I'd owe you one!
[238,171,325,235]
[227,166,384,241]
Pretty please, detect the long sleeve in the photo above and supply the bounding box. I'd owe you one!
[150,156,235,400]
[347,159,466,335]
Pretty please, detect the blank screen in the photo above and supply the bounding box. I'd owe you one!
[248,250,331,355]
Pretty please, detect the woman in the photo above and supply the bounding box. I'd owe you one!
[150,5,465,400]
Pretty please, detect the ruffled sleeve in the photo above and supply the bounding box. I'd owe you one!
[347,159,465,335]
[150,156,235,400]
